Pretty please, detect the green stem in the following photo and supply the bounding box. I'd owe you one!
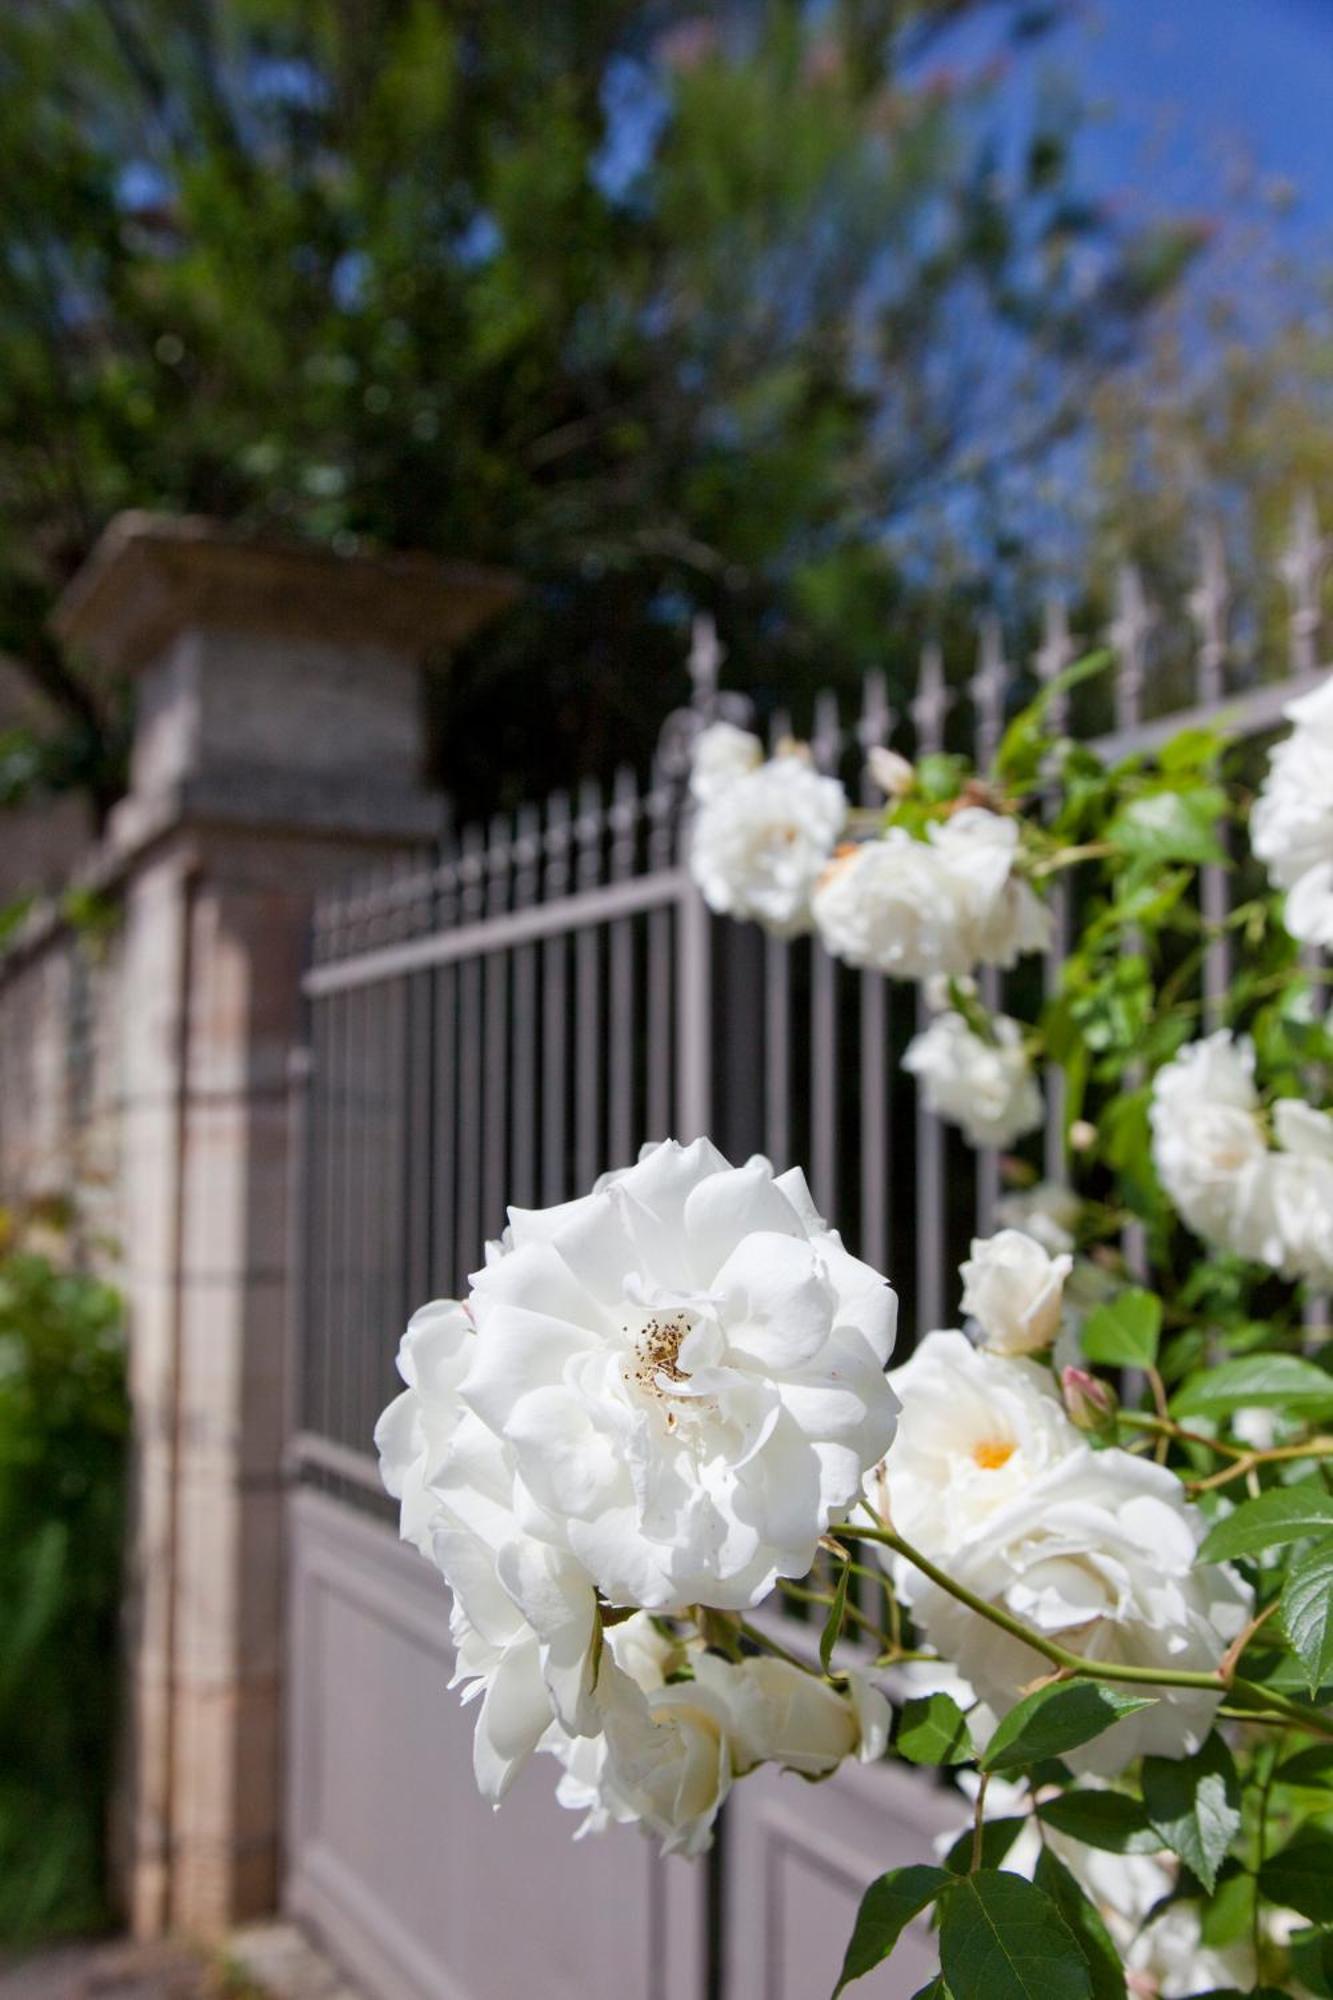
[739,1617,826,1678]
[831,1524,1333,1738]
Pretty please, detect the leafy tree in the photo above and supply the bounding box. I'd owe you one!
[0,0,1202,824]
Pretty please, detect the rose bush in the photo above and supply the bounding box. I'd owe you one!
[377,662,1333,1998]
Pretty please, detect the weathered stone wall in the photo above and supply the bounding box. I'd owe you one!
[0,514,514,1941]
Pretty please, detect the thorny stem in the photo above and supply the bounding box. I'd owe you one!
[777,1578,892,1648]
[1189,1438,1333,1495]
[831,1524,1333,1741]
[738,1618,820,1677]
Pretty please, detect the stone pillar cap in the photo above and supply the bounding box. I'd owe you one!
[53,511,519,675]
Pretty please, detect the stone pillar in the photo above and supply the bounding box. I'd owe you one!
[53,515,515,1938]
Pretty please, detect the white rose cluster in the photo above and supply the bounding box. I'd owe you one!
[687,723,847,937]
[1150,1030,1333,1285]
[376,1137,898,1846]
[687,727,1052,983]
[811,809,1051,981]
[1253,673,1333,948]
[868,1326,1250,1771]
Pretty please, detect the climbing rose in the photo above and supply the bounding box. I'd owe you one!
[902,1011,1043,1149]
[689,748,847,936]
[959,1228,1072,1355]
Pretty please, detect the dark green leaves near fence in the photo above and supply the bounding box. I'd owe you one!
[833,1865,952,1996]
[1258,1829,1333,1923]
[897,1693,975,1767]
[1142,1734,1241,1895]
[1171,1356,1333,1421]
[1078,1289,1161,1370]
[0,1248,127,1945]
[1281,1537,1333,1694]
[1032,1851,1126,2000]
[1199,1483,1333,1563]
[937,1873,1092,2000]
[981,1682,1154,1776]
[1036,1789,1162,1855]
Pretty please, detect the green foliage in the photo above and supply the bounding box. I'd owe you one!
[1199,1484,1333,1564]
[1031,1851,1126,2000]
[1078,1289,1161,1370]
[833,1864,953,1995]
[1281,1537,1333,1696]
[0,1246,128,1944]
[981,1683,1155,1778]
[937,1872,1091,2000]
[1141,1736,1241,1896]
[897,1693,975,1768]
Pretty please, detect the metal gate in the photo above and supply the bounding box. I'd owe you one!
[283,517,1327,2000]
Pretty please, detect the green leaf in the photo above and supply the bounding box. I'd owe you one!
[820,1557,850,1674]
[1033,1850,1126,2000]
[1035,1790,1161,1854]
[938,1872,1092,2000]
[898,1693,976,1767]
[1107,785,1228,867]
[833,1866,953,1996]
[1199,1482,1333,1563]
[909,1983,952,2000]
[1281,1534,1333,1695]
[943,1819,1028,1877]
[1275,1745,1333,1789]
[1142,1734,1241,1895]
[1079,1288,1161,1369]
[1258,1829,1333,1923]
[982,1682,1155,1776]
[1289,1925,1333,1998]
[1171,1355,1333,1421]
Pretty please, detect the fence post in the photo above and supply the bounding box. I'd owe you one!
[52,514,514,1939]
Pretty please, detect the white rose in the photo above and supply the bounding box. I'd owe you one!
[690,753,847,936]
[1233,1100,1333,1283]
[689,720,763,805]
[460,1138,898,1613]
[811,810,1050,982]
[376,1303,603,1803]
[867,1328,1079,1558]
[994,1181,1081,1257]
[1253,712,1333,889]
[723,1655,890,1777]
[930,809,1054,969]
[549,1641,887,1854]
[374,1298,475,1555]
[1284,859,1333,947]
[866,745,915,799]
[960,1229,1072,1355]
[1150,1033,1268,1252]
[898,1447,1251,1773]
[903,1011,1044,1149]
[812,830,976,979]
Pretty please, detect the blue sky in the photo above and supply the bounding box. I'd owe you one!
[978,0,1333,247]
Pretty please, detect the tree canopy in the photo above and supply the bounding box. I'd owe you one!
[0,0,1210,820]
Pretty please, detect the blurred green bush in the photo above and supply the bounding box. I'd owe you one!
[0,1236,127,1945]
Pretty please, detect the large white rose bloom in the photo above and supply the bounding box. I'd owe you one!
[375,1303,602,1801]
[811,808,1051,981]
[959,1229,1072,1355]
[867,1329,1079,1557]
[1240,1098,1333,1285]
[1149,1032,1268,1253]
[898,1448,1250,1773]
[903,1011,1044,1149]
[1253,673,1333,943]
[689,720,763,805]
[689,750,847,937]
[549,1616,889,1855]
[458,1138,898,1612]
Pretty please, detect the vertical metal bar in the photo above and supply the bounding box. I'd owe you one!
[509,803,541,1209]
[912,643,951,1334]
[483,813,512,1240]
[455,826,486,1278]
[856,671,892,1269]
[542,793,572,1201]
[1190,524,1232,1026]
[575,778,604,1188]
[646,763,675,1142]
[1036,599,1075,1181]
[677,804,712,1143]
[430,849,460,1295]
[608,766,638,1168]
[971,614,1009,1234]
[1109,567,1153,1279]
[809,691,842,1217]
